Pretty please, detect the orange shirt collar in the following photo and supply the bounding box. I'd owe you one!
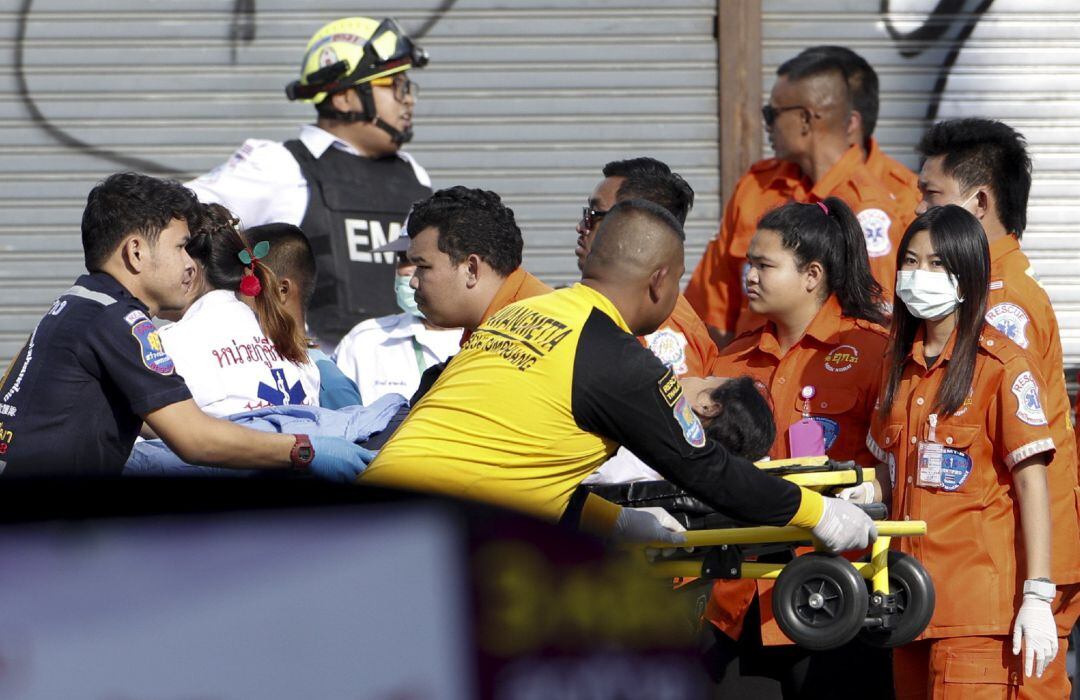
[809,145,865,202]
[741,295,847,359]
[765,159,808,192]
[480,267,532,325]
[908,325,958,369]
[988,234,1020,266]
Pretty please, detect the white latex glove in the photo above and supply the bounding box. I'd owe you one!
[611,506,687,545]
[836,481,876,504]
[810,497,878,552]
[1011,594,1059,677]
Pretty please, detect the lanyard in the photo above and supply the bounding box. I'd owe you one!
[411,336,427,373]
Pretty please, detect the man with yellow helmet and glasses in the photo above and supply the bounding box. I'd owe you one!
[188,17,433,348]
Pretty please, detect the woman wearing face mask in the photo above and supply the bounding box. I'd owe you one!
[701,197,893,698]
[869,205,1062,698]
[158,203,319,417]
[333,243,462,405]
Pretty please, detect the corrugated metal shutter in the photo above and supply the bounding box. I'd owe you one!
[0,0,719,367]
[762,0,1080,366]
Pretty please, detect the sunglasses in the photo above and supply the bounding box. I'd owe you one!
[761,103,811,127]
[581,206,609,230]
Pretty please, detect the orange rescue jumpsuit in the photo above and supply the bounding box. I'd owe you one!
[865,136,921,218]
[985,235,1080,638]
[868,325,1068,699]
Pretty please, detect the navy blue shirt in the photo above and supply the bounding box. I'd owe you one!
[0,273,192,475]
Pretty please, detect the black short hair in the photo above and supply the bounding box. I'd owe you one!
[603,157,696,225]
[243,223,318,309]
[797,46,878,139]
[776,50,852,112]
[916,118,1032,238]
[705,376,776,461]
[406,186,523,276]
[81,172,201,271]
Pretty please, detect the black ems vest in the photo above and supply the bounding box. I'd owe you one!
[284,140,432,345]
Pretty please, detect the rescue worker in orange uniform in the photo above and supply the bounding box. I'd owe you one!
[685,49,912,347]
[795,45,921,215]
[574,157,721,379]
[869,205,1063,699]
[914,119,1080,657]
[701,198,891,698]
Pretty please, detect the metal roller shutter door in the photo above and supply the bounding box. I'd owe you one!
[762,0,1080,366]
[1,0,720,366]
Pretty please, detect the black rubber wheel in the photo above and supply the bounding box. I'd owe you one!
[772,552,869,651]
[859,550,936,648]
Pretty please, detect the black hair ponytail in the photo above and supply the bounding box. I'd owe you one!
[756,197,886,325]
[186,203,308,365]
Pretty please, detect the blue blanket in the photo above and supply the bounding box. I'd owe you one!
[124,394,406,476]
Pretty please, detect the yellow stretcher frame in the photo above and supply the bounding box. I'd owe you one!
[634,455,928,597]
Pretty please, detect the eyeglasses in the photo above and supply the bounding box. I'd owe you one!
[370,74,418,103]
[761,103,811,127]
[581,206,609,230]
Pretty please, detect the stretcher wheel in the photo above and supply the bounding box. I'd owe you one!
[858,551,935,648]
[772,552,868,651]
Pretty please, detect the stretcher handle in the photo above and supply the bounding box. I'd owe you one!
[858,502,888,520]
[649,520,927,548]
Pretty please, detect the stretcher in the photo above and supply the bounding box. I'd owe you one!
[587,456,935,651]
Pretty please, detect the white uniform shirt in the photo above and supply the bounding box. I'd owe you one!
[333,312,461,405]
[158,290,318,417]
[185,124,431,230]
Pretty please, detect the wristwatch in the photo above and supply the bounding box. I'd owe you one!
[1023,578,1057,602]
[290,434,314,471]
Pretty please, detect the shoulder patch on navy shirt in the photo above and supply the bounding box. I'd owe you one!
[131,319,175,375]
[124,309,149,326]
[657,369,682,407]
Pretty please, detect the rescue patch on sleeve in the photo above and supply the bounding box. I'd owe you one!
[857,208,893,258]
[131,320,175,375]
[1011,371,1047,426]
[985,302,1030,350]
[645,328,689,376]
[657,369,682,407]
[124,310,149,326]
[673,394,707,447]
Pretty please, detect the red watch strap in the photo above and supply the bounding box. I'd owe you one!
[290,434,314,470]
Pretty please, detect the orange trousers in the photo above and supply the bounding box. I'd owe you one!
[893,635,1070,700]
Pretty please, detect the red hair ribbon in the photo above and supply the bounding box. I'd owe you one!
[816,201,829,215]
[238,240,270,297]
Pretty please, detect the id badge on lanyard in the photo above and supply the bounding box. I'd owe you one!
[916,413,943,488]
[789,385,826,458]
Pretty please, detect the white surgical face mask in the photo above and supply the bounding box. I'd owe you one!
[896,269,963,320]
[395,274,424,318]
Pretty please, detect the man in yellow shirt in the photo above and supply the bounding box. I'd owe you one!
[364,199,877,548]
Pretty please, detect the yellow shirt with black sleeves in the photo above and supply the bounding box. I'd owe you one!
[365,284,823,528]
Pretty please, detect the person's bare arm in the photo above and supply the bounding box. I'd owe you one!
[143,399,294,469]
[1012,456,1052,580]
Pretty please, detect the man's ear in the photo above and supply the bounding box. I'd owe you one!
[122,235,148,273]
[464,254,483,290]
[973,188,992,222]
[846,110,864,147]
[278,277,293,302]
[648,266,669,302]
[328,89,360,115]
